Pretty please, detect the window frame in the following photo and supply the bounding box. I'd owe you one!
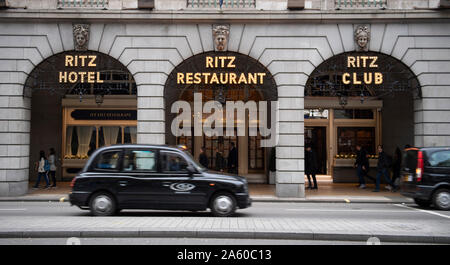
[427,150,450,168]
[160,150,192,174]
[121,148,159,173]
[90,149,124,173]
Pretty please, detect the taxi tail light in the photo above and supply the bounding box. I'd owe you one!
[416,151,424,182]
[70,177,77,188]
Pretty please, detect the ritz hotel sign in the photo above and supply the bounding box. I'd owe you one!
[58,55,103,84]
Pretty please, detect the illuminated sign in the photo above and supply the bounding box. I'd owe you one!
[176,56,267,85]
[342,55,383,85]
[71,109,137,120]
[59,55,104,83]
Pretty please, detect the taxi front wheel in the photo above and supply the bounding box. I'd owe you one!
[89,192,117,216]
[210,192,237,217]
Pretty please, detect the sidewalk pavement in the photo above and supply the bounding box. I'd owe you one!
[0,177,413,203]
[0,212,448,243]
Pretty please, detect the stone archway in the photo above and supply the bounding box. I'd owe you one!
[304,51,421,183]
[164,51,278,183]
[25,50,137,186]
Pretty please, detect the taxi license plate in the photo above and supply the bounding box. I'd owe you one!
[403,175,412,182]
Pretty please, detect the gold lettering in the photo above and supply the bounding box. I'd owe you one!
[227,56,236,68]
[257,73,266,84]
[360,56,368,68]
[369,56,378,68]
[352,72,361,84]
[87,72,95,83]
[342,73,350,84]
[206,56,214,68]
[229,73,237,84]
[210,73,219,84]
[79,72,86,83]
[194,73,202,84]
[177,73,185,84]
[96,72,103,83]
[186,73,193,84]
[59,71,67,83]
[79,55,87,67]
[65,56,74,67]
[347,56,356,68]
[375,72,383,84]
[203,73,211,83]
[248,73,257,84]
[68,72,78,83]
[238,73,247,84]
[363,72,372,84]
[88,55,97,67]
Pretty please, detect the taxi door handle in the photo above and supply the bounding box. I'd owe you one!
[118,181,128,187]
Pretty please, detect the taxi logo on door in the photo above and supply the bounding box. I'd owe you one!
[170,183,196,192]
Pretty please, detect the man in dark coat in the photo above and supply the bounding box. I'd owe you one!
[227,142,238,174]
[354,144,371,189]
[199,147,209,169]
[374,145,395,192]
[215,147,225,172]
[305,145,318,190]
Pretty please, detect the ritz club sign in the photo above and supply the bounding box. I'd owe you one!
[342,55,383,85]
[58,55,103,84]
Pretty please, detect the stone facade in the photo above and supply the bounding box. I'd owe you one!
[0,1,449,196]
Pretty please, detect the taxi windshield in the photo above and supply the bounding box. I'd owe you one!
[182,150,207,172]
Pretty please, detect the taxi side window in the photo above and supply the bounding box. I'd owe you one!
[94,150,122,171]
[123,150,157,172]
[161,151,189,173]
[428,151,450,167]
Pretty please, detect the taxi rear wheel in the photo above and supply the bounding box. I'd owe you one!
[432,189,450,211]
[89,192,117,216]
[210,192,236,217]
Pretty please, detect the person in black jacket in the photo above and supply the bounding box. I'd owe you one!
[227,142,238,174]
[374,145,395,192]
[215,147,225,172]
[199,147,209,169]
[354,144,371,189]
[305,145,318,190]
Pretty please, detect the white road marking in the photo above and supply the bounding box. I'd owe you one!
[0,209,27,211]
[284,208,415,213]
[394,204,450,220]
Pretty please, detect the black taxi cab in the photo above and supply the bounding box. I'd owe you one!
[69,145,251,217]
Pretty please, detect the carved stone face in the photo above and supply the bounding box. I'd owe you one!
[213,25,229,51]
[357,33,368,49]
[75,33,87,47]
[73,24,90,51]
[355,25,370,52]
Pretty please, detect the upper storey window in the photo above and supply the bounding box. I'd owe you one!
[57,0,109,9]
[187,0,256,9]
[335,0,387,9]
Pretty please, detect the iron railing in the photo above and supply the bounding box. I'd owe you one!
[187,0,256,8]
[335,0,386,9]
[57,0,109,8]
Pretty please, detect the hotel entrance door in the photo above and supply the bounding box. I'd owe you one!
[305,127,327,174]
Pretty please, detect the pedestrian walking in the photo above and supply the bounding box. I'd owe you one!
[305,145,318,190]
[33,150,50,189]
[227,142,238,174]
[215,147,225,172]
[48,148,57,188]
[354,144,370,189]
[373,145,395,192]
[199,146,209,168]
